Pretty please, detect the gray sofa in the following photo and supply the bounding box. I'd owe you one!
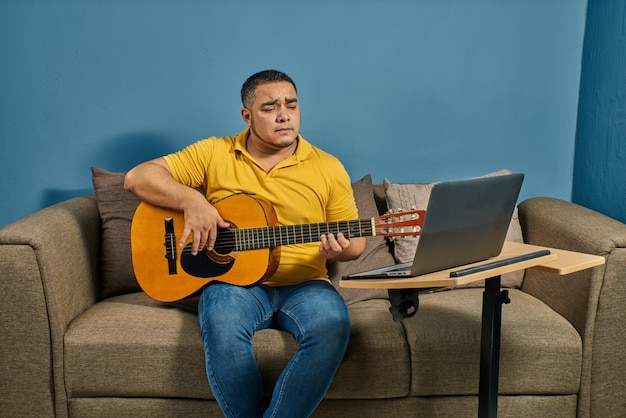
[1,173,625,418]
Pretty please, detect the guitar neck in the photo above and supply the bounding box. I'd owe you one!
[228,219,375,251]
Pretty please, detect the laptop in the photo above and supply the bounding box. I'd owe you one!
[343,173,525,279]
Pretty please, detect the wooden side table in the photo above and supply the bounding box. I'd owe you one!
[340,241,605,418]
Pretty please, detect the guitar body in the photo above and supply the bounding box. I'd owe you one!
[131,192,425,303]
[131,194,280,302]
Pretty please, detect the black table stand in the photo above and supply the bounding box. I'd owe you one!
[478,275,510,418]
[388,276,511,418]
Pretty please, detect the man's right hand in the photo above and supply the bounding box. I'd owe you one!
[180,197,230,255]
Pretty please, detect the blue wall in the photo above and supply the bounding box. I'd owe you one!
[573,0,626,223]
[0,1,587,227]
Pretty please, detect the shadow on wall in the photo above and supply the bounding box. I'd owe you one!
[40,131,179,209]
[91,131,180,172]
[41,188,95,208]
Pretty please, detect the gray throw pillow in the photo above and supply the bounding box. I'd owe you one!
[328,174,395,304]
[91,166,141,298]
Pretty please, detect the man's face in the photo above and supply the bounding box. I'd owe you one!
[241,81,300,150]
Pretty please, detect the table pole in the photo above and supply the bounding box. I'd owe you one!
[478,275,510,418]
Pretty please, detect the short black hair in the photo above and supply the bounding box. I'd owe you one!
[240,70,297,109]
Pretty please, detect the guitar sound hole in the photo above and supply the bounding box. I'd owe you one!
[213,228,235,255]
[180,227,236,279]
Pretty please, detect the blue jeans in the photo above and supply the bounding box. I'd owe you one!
[198,280,350,418]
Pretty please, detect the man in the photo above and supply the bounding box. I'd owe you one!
[124,70,366,417]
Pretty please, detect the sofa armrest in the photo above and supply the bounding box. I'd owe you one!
[0,195,101,417]
[518,197,626,417]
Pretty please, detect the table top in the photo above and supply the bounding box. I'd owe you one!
[339,241,605,290]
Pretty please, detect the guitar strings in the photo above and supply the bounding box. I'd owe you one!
[171,212,422,255]
[177,231,378,253]
[174,220,377,254]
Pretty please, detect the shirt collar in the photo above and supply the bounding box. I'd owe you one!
[234,128,314,163]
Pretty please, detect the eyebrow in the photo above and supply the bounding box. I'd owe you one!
[261,97,298,106]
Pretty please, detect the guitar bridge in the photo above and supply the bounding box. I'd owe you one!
[164,218,177,275]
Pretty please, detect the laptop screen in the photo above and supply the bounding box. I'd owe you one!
[343,173,524,279]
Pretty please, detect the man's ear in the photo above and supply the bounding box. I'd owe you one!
[241,107,252,126]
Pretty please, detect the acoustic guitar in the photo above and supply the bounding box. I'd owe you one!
[130,193,425,302]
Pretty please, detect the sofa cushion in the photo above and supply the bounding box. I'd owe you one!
[91,166,142,298]
[383,169,525,288]
[63,293,410,400]
[401,288,582,397]
[328,174,395,304]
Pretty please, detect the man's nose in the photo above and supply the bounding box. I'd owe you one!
[276,108,290,122]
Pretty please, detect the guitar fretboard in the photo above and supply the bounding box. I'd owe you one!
[230,219,375,251]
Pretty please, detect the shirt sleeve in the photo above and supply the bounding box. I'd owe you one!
[163,138,215,189]
[326,159,359,222]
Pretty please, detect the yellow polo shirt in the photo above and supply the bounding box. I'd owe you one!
[163,129,358,286]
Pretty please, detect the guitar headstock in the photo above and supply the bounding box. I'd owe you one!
[374,209,426,237]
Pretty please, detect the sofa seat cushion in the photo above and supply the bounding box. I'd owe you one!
[327,299,410,399]
[402,288,582,396]
[64,293,410,400]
